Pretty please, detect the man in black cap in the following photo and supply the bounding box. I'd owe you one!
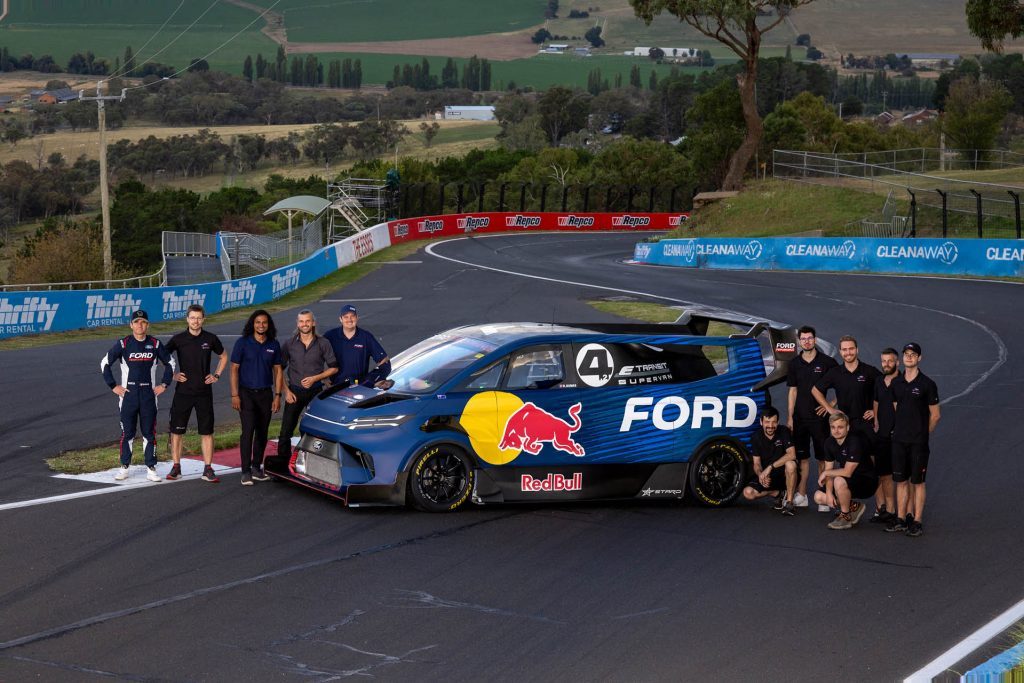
[887,342,940,537]
[100,309,176,482]
[323,304,390,388]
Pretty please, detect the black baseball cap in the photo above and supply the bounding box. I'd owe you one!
[131,309,149,322]
[902,342,922,355]
[339,304,358,316]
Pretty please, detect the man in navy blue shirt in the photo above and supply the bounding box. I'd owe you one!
[323,304,390,388]
[230,310,284,485]
[100,309,175,482]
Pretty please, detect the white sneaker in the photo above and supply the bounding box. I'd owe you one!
[818,503,832,513]
[792,493,809,508]
[146,467,161,482]
[114,466,130,481]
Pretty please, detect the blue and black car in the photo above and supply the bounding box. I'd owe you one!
[264,310,799,512]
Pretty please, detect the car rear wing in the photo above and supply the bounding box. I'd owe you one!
[671,307,798,392]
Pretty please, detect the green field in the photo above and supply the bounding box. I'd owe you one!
[247,0,547,42]
[0,0,275,74]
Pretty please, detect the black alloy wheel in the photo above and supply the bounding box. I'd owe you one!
[409,445,474,512]
[687,441,747,507]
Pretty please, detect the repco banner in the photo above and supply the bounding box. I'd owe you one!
[386,212,689,244]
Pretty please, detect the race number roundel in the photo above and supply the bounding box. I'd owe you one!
[575,344,614,388]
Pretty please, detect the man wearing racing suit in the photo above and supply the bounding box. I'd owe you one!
[100,309,176,482]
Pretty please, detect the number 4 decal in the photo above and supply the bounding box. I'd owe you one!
[576,344,614,387]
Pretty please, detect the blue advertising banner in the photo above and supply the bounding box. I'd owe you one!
[0,237,352,339]
[633,237,1024,278]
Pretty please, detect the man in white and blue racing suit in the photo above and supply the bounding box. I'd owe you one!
[100,310,176,482]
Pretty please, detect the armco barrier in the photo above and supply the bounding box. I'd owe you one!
[633,237,1024,278]
[386,211,688,242]
[0,224,392,339]
[0,212,679,339]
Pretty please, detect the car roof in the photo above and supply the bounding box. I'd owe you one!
[443,322,740,347]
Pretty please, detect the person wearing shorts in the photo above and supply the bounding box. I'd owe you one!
[888,343,940,537]
[870,347,900,523]
[164,304,227,483]
[815,412,878,530]
[786,325,837,510]
[742,407,800,516]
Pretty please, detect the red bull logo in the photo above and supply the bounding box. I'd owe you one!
[499,402,585,457]
[521,473,582,492]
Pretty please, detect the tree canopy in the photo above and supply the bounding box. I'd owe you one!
[966,0,1024,52]
[629,0,818,189]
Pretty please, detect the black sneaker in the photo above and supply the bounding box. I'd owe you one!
[241,472,253,486]
[886,514,909,533]
[780,501,795,516]
[772,493,785,511]
[906,521,924,537]
[251,466,270,482]
[869,505,889,523]
[165,463,182,481]
[201,466,220,483]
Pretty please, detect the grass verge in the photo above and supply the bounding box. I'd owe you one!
[0,239,427,351]
[47,419,284,475]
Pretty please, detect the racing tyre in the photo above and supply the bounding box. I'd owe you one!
[408,445,474,513]
[687,441,747,507]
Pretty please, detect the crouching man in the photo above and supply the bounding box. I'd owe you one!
[742,407,800,516]
[815,412,879,530]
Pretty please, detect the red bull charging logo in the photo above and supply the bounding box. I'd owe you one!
[459,392,587,465]
[498,402,585,457]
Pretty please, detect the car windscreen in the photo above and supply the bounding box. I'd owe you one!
[386,336,498,394]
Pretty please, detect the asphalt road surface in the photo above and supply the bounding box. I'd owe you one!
[1,232,1021,681]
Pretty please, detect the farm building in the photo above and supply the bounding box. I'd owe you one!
[544,44,569,53]
[629,47,697,58]
[902,108,939,126]
[444,106,495,121]
[898,53,960,68]
[32,88,80,105]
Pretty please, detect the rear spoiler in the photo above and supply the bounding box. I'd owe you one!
[671,307,797,392]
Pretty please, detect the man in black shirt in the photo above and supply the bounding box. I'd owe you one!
[814,412,878,530]
[165,305,227,483]
[786,325,838,511]
[887,343,940,537]
[870,347,899,523]
[742,407,799,516]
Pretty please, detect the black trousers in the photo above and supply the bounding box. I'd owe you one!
[277,385,319,459]
[239,387,273,473]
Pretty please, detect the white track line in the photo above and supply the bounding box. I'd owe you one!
[0,468,241,512]
[319,297,403,302]
[904,595,1024,681]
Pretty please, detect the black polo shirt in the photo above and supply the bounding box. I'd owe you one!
[823,431,876,479]
[814,361,880,423]
[750,425,794,464]
[166,330,224,396]
[892,370,939,444]
[787,350,838,420]
[873,373,898,438]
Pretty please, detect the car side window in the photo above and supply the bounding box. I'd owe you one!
[506,347,565,390]
[464,360,507,390]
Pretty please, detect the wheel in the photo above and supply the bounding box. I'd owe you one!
[408,445,474,512]
[687,441,747,507]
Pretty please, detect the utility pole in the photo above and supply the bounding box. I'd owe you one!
[79,81,126,284]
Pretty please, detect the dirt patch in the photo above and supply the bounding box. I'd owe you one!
[222,0,287,46]
[285,28,543,61]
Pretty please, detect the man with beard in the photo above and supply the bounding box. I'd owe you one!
[870,347,900,523]
[786,325,837,511]
[742,407,799,516]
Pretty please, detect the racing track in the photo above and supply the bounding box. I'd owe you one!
[1,231,1022,681]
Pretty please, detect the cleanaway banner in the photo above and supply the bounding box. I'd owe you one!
[633,237,1024,278]
[0,224,394,339]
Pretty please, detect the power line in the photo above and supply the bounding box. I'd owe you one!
[124,0,223,78]
[105,0,188,81]
[124,0,283,92]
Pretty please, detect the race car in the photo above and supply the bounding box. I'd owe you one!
[264,310,799,512]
